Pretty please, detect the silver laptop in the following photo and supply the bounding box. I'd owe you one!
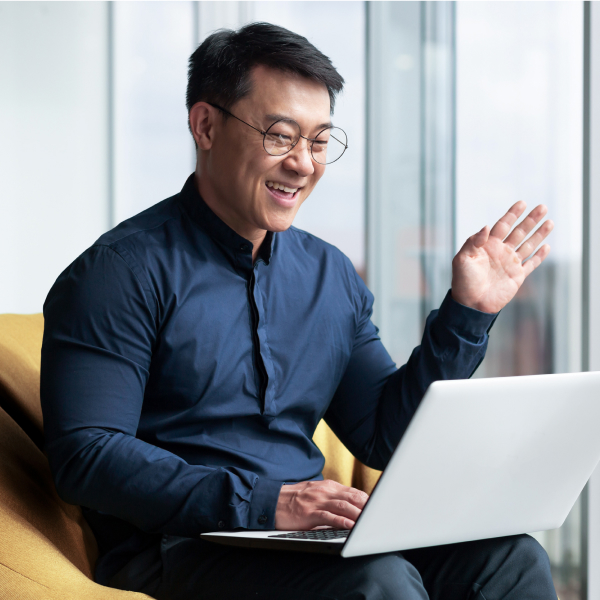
[202,372,600,557]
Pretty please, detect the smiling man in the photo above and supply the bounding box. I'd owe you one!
[41,23,557,600]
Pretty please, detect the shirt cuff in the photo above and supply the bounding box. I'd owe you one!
[437,290,498,341]
[248,477,283,530]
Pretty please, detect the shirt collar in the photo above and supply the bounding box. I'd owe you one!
[178,173,275,267]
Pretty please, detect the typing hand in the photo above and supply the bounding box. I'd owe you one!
[275,479,369,530]
[451,202,554,314]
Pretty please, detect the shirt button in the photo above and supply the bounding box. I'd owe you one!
[218,520,226,529]
[240,244,250,253]
[258,514,268,525]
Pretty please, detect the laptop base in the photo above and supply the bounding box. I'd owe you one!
[201,531,345,554]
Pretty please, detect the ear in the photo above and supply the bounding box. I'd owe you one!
[189,102,218,150]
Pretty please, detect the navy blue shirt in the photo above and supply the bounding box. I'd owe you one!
[41,174,496,583]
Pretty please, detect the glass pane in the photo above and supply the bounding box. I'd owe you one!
[0,2,109,313]
[367,1,424,363]
[456,2,584,597]
[113,1,195,225]
[367,2,455,365]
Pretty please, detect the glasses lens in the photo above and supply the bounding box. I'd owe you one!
[311,127,348,165]
[264,120,301,156]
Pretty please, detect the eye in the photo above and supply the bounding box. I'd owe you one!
[265,119,300,147]
[311,140,327,153]
[311,127,347,164]
[270,132,293,143]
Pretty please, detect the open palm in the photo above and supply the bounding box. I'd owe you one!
[451,202,554,314]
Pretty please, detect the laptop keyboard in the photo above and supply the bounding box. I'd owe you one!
[268,529,350,540]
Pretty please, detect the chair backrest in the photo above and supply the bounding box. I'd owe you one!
[0,401,98,580]
[0,314,153,598]
[0,313,98,588]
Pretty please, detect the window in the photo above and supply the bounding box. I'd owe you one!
[456,4,583,595]
[369,2,585,596]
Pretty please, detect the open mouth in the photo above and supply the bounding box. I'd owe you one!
[265,180,302,206]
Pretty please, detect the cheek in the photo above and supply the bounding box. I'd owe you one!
[221,138,272,183]
[249,156,281,189]
[310,162,326,185]
[302,166,326,198]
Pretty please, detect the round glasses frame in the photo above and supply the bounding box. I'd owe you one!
[208,102,348,165]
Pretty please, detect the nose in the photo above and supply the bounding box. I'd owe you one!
[282,137,315,177]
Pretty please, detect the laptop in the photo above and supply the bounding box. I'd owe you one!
[201,371,600,557]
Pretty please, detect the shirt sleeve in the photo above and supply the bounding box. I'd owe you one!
[41,244,280,536]
[324,268,497,472]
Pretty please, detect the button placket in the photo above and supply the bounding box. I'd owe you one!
[252,268,276,415]
[247,269,269,413]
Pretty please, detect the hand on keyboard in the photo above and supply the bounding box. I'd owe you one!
[274,479,368,531]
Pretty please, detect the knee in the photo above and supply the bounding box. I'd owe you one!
[350,554,427,600]
[482,533,551,577]
[508,534,551,570]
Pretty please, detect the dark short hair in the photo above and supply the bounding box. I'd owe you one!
[186,22,345,127]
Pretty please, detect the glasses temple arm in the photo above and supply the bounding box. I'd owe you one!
[208,102,266,135]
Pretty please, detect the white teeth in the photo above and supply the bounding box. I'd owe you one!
[266,181,298,193]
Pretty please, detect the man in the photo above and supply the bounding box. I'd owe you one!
[41,23,556,599]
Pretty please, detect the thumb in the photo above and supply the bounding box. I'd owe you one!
[470,225,490,249]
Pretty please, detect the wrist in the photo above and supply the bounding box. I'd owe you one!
[450,288,499,314]
[275,482,303,529]
[450,289,478,311]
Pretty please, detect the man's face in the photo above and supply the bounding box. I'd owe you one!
[195,65,331,238]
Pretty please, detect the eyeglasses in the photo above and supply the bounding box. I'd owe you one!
[208,103,348,165]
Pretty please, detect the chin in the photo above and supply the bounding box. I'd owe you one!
[265,217,297,233]
[260,206,302,233]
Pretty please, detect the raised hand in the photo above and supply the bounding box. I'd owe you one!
[451,202,554,314]
[275,479,369,530]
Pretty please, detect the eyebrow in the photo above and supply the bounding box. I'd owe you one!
[264,113,333,131]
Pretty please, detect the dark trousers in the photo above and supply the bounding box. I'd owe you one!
[109,534,557,599]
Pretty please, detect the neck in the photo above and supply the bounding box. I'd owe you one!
[194,172,267,263]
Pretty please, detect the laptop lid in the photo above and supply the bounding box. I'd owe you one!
[341,371,600,557]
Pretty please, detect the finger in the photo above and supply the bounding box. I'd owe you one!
[323,479,355,488]
[343,489,369,510]
[322,479,356,492]
[459,225,490,255]
[323,499,363,523]
[313,510,355,530]
[516,219,554,260]
[503,204,548,249]
[322,481,369,507]
[522,244,551,278]
[314,482,368,511]
[489,201,527,240]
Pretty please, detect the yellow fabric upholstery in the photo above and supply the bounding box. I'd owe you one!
[0,313,380,598]
[0,314,45,432]
[0,314,45,449]
[0,405,151,600]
